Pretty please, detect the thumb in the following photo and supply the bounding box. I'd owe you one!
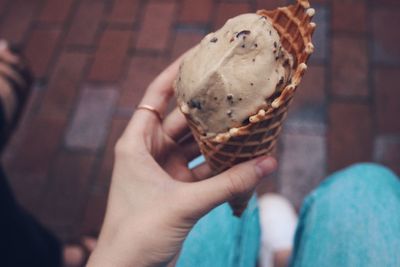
[185,156,277,216]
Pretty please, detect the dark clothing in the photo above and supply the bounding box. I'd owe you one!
[0,167,62,267]
[0,44,61,267]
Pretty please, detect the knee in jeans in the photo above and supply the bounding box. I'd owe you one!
[307,163,399,207]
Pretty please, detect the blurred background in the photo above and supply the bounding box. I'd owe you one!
[0,0,399,244]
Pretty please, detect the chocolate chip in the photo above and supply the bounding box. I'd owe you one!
[252,58,256,62]
[274,42,277,48]
[250,83,254,86]
[254,43,258,48]
[230,37,234,43]
[269,30,272,36]
[210,37,218,43]
[227,110,233,117]
[283,59,290,66]
[188,99,202,110]
[236,30,251,38]
[227,94,233,100]
[239,97,243,101]
[242,118,250,125]
[214,97,218,100]
[241,44,245,48]
[276,77,284,88]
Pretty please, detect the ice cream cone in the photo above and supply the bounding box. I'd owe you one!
[182,0,315,216]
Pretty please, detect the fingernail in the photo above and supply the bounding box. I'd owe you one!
[255,156,277,177]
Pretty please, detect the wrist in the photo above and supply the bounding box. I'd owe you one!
[88,238,150,267]
[88,216,166,267]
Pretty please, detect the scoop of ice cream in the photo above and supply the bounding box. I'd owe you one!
[175,13,293,136]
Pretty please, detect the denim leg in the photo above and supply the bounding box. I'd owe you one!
[290,163,400,267]
[176,195,260,267]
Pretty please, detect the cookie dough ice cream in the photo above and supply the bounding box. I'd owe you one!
[175,13,293,136]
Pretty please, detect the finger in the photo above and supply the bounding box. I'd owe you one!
[191,162,212,181]
[0,40,20,65]
[183,156,277,216]
[181,139,200,162]
[166,158,194,182]
[138,55,184,117]
[123,56,184,138]
[0,62,26,88]
[162,107,190,142]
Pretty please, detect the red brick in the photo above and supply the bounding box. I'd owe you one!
[65,86,118,150]
[291,64,326,112]
[4,115,66,177]
[371,0,400,5]
[3,114,67,215]
[39,151,95,236]
[0,0,7,12]
[214,3,251,30]
[108,0,140,24]
[171,31,204,60]
[331,37,368,97]
[0,0,39,44]
[179,0,213,24]
[328,102,373,172]
[372,8,400,63]
[119,56,169,109]
[39,51,88,117]
[66,0,105,46]
[374,135,400,175]
[88,29,131,82]
[24,29,61,78]
[81,190,108,235]
[96,118,129,189]
[374,68,400,134]
[256,0,288,10]
[38,0,75,24]
[136,1,176,51]
[332,0,367,33]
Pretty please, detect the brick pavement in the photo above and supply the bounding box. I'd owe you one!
[0,0,399,242]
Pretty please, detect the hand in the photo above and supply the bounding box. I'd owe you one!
[87,56,277,267]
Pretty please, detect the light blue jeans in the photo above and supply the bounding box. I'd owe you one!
[177,163,400,267]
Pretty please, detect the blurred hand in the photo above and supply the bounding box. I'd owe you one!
[87,56,277,267]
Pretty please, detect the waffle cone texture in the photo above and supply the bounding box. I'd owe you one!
[182,0,316,215]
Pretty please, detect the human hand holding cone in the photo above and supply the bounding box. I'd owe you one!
[175,0,316,216]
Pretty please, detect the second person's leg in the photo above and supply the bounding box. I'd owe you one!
[291,163,400,267]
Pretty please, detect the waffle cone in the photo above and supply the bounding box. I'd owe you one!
[184,0,316,216]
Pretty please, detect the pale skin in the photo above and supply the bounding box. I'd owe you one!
[87,56,277,267]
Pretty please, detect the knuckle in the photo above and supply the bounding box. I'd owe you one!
[114,137,136,157]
